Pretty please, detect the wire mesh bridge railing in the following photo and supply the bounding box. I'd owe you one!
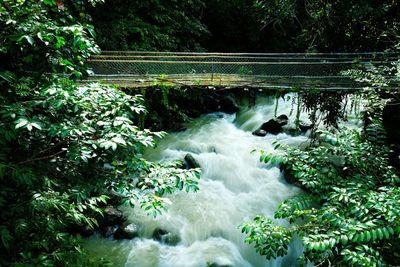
[87,51,399,90]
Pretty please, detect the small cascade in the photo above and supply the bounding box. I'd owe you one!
[85,94,359,267]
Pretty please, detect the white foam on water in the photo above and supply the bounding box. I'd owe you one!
[85,94,360,267]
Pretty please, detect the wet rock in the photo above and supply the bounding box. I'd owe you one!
[152,228,181,246]
[177,160,188,170]
[102,205,124,226]
[299,123,314,133]
[71,223,94,237]
[184,153,200,169]
[282,127,300,136]
[163,233,180,245]
[81,225,95,237]
[107,189,125,206]
[153,228,168,238]
[260,120,283,134]
[220,95,239,113]
[202,94,221,112]
[252,129,267,137]
[276,114,289,125]
[208,146,217,153]
[114,223,139,240]
[102,225,118,238]
[259,114,289,134]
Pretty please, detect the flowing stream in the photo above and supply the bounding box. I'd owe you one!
[85,95,360,267]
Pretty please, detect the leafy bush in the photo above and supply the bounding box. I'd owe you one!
[0,1,200,265]
[242,127,400,266]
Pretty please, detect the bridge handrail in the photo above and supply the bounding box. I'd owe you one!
[99,50,399,56]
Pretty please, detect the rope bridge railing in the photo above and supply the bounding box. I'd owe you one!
[86,51,399,89]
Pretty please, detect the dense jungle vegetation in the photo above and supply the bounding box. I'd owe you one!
[1,0,400,266]
[91,0,400,52]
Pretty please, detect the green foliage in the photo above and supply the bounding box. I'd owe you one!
[300,90,349,128]
[253,0,296,30]
[253,0,400,52]
[0,77,201,265]
[241,215,292,259]
[86,0,400,52]
[243,126,400,266]
[133,161,201,217]
[0,1,201,265]
[0,0,101,78]
[151,75,174,108]
[90,0,209,51]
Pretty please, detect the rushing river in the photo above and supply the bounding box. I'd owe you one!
[85,95,360,267]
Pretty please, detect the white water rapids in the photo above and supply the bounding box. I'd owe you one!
[85,95,361,267]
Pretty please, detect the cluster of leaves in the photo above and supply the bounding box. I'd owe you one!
[0,0,100,78]
[0,0,200,266]
[253,0,400,52]
[242,125,400,266]
[300,90,349,128]
[88,0,400,53]
[89,0,209,51]
[128,161,201,217]
[343,55,400,167]
[253,0,296,31]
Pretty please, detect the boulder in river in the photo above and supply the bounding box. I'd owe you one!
[152,228,181,246]
[259,114,289,134]
[102,205,124,226]
[114,223,139,240]
[299,123,314,133]
[276,114,289,124]
[107,189,125,206]
[184,153,200,169]
[252,129,267,137]
[220,95,239,113]
[72,223,95,237]
[102,225,118,238]
[202,93,221,113]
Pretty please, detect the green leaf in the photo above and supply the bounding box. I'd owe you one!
[377,228,384,240]
[0,71,16,83]
[55,36,65,49]
[112,136,126,146]
[15,119,28,129]
[43,0,56,5]
[365,231,371,242]
[341,235,348,245]
[31,122,42,130]
[372,230,377,241]
[23,35,34,45]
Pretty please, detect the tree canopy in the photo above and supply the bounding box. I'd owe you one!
[90,0,400,52]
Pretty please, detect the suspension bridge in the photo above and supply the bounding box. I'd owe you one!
[86,51,399,90]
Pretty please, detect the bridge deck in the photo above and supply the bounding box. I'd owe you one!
[87,52,399,89]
